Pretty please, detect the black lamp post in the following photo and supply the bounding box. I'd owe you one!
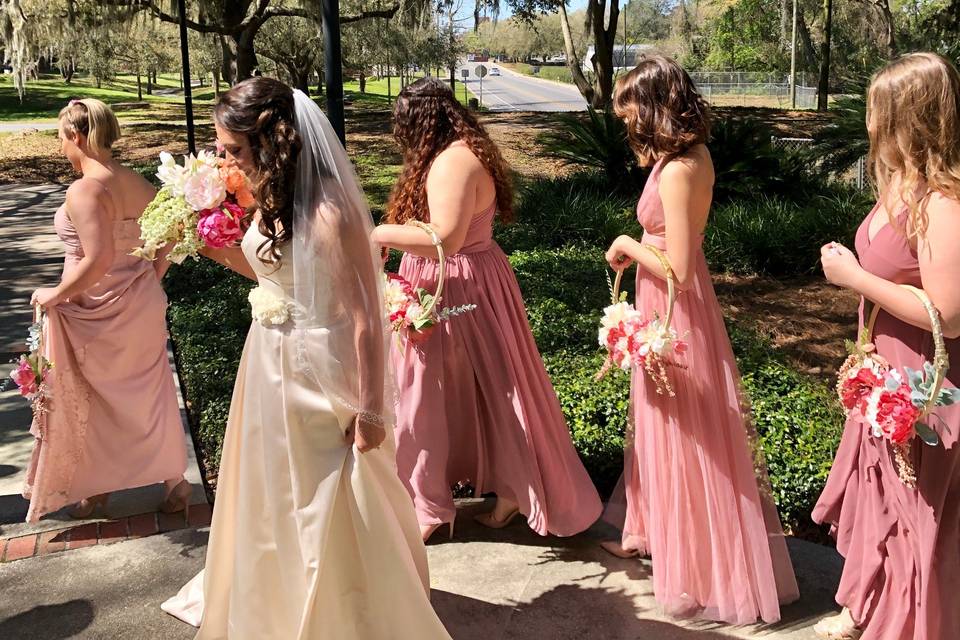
[177,0,197,155]
[322,0,346,146]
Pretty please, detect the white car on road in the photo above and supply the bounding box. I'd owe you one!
[490,67,501,76]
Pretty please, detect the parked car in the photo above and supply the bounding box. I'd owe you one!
[490,67,501,76]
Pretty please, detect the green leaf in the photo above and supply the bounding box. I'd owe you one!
[915,422,941,446]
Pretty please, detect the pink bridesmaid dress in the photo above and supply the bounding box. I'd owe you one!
[812,201,960,640]
[392,199,603,536]
[611,158,799,624]
[22,202,187,522]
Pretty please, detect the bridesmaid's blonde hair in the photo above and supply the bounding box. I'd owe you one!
[58,98,121,156]
[867,52,960,239]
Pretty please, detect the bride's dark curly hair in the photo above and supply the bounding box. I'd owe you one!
[214,77,302,263]
[387,77,513,225]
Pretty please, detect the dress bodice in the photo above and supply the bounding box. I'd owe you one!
[635,158,705,251]
[54,204,145,265]
[456,199,497,255]
[854,202,922,287]
[241,224,294,299]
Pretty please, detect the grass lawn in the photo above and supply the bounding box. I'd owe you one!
[502,63,575,85]
[344,76,477,107]
[0,73,217,122]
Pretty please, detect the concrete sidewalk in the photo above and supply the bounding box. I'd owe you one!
[0,183,205,540]
[0,499,839,639]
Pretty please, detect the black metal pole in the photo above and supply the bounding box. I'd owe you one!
[322,0,346,146]
[177,0,196,155]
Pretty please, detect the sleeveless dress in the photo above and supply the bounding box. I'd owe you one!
[22,202,187,522]
[608,158,800,624]
[162,225,451,640]
[812,201,960,640]
[392,200,602,535]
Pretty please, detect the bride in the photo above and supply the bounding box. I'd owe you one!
[161,77,451,639]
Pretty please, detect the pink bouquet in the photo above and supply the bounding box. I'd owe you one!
[382,272,475,341]
[597,300,687,396]
[837,287,960,487]
[7,312,53,418]
[133,151,254,263]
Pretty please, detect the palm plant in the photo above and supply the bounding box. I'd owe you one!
[537,107,639,186]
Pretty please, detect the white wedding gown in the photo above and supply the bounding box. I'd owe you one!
[162,226,451,639]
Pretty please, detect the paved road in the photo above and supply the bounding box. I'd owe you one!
[457,63,587,112]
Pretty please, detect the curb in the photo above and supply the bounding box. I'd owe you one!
[0,502,212,563]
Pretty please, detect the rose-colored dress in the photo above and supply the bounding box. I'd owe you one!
[607,158,799,624]
[22,201,187,522]
[812,201,960,640]
[392,199,602,535]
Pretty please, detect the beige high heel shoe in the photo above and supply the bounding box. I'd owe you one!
[68,493,110,519]
[474,506,521,530]
[814,609,863,640]
[421,519,455,543]
[160,479,193,520]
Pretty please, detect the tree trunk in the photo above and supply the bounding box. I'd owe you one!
[817,0,833,111]
[875,0,897,58]
[213,69,221,97]
[588,0,620,108]
[96,75,102,89]
[316,66,324,95]
[559,2,596,104]
[137,72,143,100]
[147,71,153,95]
[797,8,818,69]
[359,75,367,93]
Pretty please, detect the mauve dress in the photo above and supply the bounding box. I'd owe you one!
[392,199,603,535]
[607,158,800,624]
[812,201,960,640]
[22,202,187,522]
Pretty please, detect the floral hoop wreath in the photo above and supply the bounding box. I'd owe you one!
[837,286,950,487]
[406,220,445,324]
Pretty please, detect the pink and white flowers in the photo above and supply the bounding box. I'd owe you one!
[597,300,687,396]
[6,317,53,417]
[383,272,475,339]
[133,151,252,263]
[837,341,960,485]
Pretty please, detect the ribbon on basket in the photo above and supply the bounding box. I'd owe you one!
[382,221,476,343]
[598,245,687,395]
[836,285,958,487]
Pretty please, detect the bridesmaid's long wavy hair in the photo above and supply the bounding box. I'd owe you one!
[387,77,514,225]
[214,77,302,263]
[867,52,960,240]
[614,55,711,165]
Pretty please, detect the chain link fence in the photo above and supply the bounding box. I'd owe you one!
[691,72,818,110]
[770,136,868,189]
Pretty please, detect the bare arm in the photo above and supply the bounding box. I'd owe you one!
[826,194,960,338]
[371,146,481,258]
[199,245,258,281]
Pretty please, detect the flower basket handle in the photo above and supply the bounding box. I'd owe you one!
[610,244,677,329]
[406,221,445,320]
[862,286,949,419]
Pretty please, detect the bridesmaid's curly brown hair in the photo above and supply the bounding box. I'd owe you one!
[614,55,711,164]
[387,77,513,225]
[214,77,302,263]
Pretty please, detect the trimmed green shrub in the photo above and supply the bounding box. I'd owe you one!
[705,191,870,276]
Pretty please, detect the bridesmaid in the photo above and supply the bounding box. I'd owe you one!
[372,77,602,542]
[812,53,960,640]
[25,98,189,522]
[601,56,799,624]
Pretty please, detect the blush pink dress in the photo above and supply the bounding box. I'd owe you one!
[22,201,187,522]
[812,200,960,640]
[607,158,800,624]
[392,200,602,535]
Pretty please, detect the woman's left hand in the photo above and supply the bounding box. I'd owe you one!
[30,288,62,308]
[820,242,863,290]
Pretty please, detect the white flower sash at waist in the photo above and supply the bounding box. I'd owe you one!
[248,285,293,327]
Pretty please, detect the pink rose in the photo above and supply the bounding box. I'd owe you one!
[197,208,244,249]
[11,357,37,397]
[841,367,882,416]
[875,384,920,444]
